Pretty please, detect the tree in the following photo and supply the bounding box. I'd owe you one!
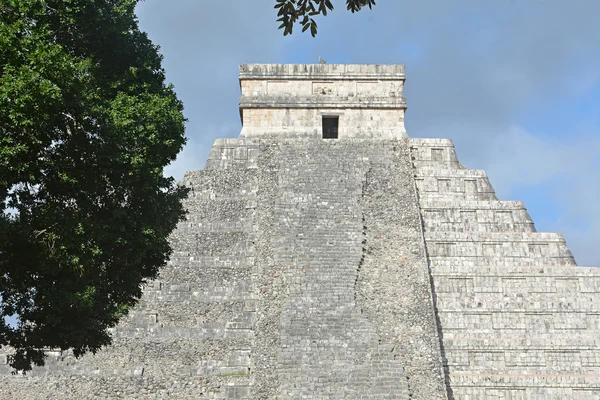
[0,0,188,371]
[275,0,376,36]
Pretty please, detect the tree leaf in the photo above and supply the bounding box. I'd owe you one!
[310,20,317,36]
[0,0,188,372]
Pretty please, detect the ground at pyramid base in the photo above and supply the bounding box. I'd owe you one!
[1,64,599,400]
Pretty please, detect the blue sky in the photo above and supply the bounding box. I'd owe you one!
[135,0,599,266]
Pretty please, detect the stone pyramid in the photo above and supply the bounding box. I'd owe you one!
[2,64,599,399]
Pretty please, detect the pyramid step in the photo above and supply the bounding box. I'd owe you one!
[409,138,464,168]
[425,232,575,263]
[414,167,488,177]
[430,264,600,276]
[415,176,497,200]
[447,379,600,397]
[418,192,499,202]
[442,336,600,349]
[420,199,525,209]
[420,200,535,232]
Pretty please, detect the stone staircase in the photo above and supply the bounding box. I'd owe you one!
[270,139,409,399]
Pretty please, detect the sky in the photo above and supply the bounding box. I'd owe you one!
[135,0,600,267]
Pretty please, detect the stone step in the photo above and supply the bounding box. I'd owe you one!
[418,192,499,201]
[420,199,535,232]
[139,285,254,302]
[181,169,258,196]
[409,138,464,168]
[410,138,455,146]
[183,198,255,221]
[168,252,255,263]
[447,361,600,373]
[424,223,535,233]
[441,329,600,341]
[438,311,596,332]
[425,232,575,263]
[425,231,569,244]
[431,264,600,276]
[436,293,600,311]
[434,280,599,295]
[448,376,600,393]
[442,337,600,350]
[415,175,496,199]
[429,257,576,267]
[420,199,525,209]
[450,388,600,400]
[184,191,256,201]
[414,167,488,177]
[205,140,260,171]
[110,325,254,340]
[432,271,600,296]
[175,221,252,234]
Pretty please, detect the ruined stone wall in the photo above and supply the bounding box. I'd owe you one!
[411,138,600,399]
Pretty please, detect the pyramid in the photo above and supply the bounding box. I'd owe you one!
[1,64,599,399]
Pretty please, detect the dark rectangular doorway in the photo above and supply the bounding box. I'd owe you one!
[322,116,339,139]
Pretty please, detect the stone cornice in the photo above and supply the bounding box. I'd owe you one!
[239,64,406,81]
[239,95,407,109]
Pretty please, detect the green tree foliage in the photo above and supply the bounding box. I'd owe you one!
[275,0,376,36]
[0,0,188,371]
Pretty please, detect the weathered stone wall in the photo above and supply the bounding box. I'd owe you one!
[0,137,447,399]
[241,108,406,139]
[411,138,600,399]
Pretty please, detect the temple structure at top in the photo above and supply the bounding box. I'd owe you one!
[238,63,407,138]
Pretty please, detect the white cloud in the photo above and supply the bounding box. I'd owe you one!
[483,126,599,195]
[482,125,600,266]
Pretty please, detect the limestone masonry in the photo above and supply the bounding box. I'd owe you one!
[1,64,599,399]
